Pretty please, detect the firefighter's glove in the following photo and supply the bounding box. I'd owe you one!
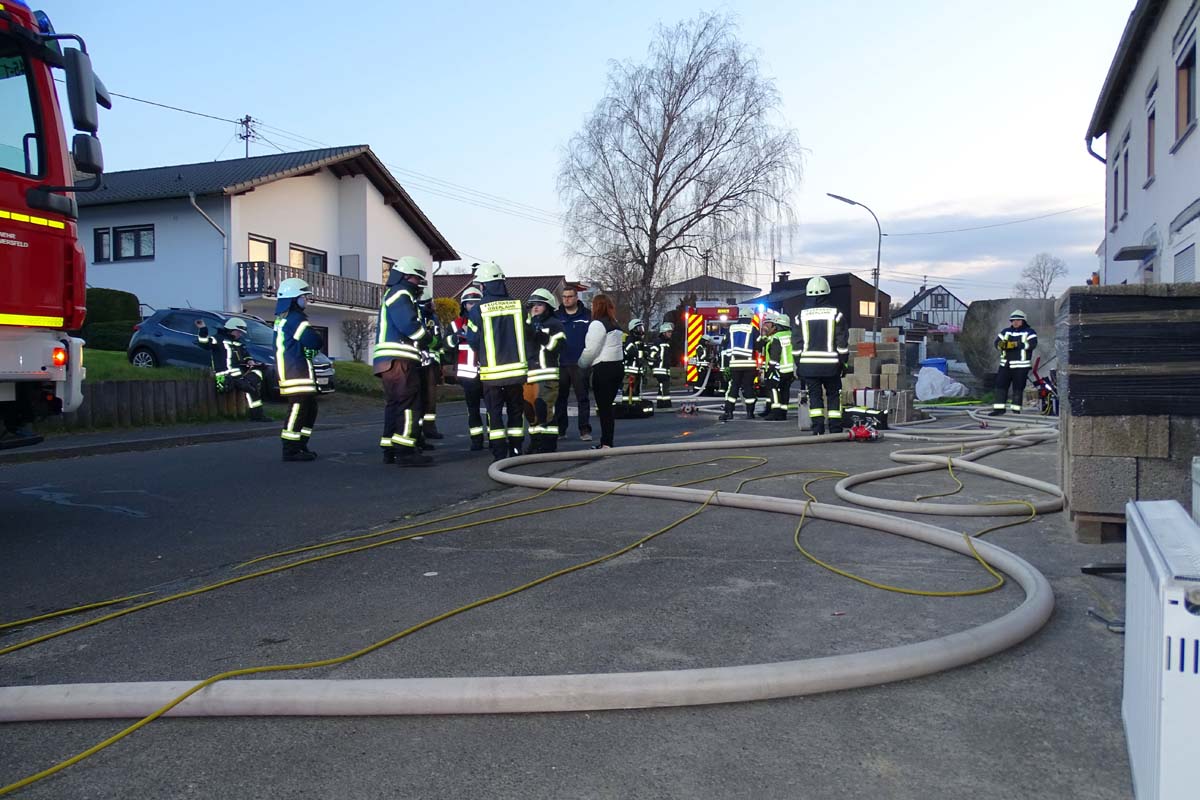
[1004,341,1020,350]
[214,374,227,391]
[419,351,434,367]
[304,347,319,360]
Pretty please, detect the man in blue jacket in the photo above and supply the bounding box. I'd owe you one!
[553,286,593,442]
[373,257,434,467]
[274,278,326,462]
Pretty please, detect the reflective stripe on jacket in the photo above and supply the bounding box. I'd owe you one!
[372,285,426,368]
[465,284,529,386]
[772,331,795,374]
[725,322,758,368]
[795,304,848,378]
[995,326,1038,368]
[197,326,250,377]
[528,313,566,382]
[623,336,645,375]
[274,310,323,396]
[451,317,479,379]
[650,340,672,375]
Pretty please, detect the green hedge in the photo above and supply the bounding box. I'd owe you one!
[82,319,138,352]
[86,288,140,325]
[333,360,382,396]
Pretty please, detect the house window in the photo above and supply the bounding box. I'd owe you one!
[1176,244,1196,283]
[1147,109,1156,180]
[93,228,111,263]
[289,244,327,273]
[931,292,949,309]
[382,257,396,283]
[858,300,876,318]
[1122,147,1129,215]
[1112,166,1120,226]
[248,234,275,263]
[113,225,154,260]
[1176,43,1196,143]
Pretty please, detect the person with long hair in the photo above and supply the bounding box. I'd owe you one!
[578,294,624,449]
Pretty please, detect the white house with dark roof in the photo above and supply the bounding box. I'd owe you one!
[1087,0,1199,285]
[78,146,458,360]
[889,284,968,336]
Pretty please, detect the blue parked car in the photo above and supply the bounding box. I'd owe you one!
[126,308,335,395]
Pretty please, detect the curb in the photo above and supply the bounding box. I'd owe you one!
[0,420,372,465]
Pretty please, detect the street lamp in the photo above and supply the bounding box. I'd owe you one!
[826,192,883,338]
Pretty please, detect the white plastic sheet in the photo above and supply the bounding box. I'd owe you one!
[915,366,970,401]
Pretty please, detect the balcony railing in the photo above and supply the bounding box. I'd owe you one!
[237,262,383,311]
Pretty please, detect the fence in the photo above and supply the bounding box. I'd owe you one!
[42,379,247,430]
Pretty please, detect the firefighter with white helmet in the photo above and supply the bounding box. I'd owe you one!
[989,308,1038,416]
[463,262,530,461]
[275,277,325,461]
[720,307,759,421]
[524,288,566,453]
[449,285,488,450]
[372,257,434,467]
[622,318,649,409]
[794,276,849,434]
[195,315,267,422]
[650,321,675,408]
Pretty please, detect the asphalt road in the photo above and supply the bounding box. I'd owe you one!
[0,403,715,616]
[0,405,1134,800]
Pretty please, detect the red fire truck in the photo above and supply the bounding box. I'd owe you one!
[682,301,766,393]
[1,0,108,447]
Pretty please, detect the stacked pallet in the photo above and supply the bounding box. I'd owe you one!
[1057,283,1200,542]
[840,327,916,422]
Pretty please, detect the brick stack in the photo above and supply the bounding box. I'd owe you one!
[1057,283,1200,542]
[840,327,917,423]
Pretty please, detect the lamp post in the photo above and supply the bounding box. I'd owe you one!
[827,192,882,338]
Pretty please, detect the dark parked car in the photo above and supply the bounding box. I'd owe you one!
[127,309,335,394]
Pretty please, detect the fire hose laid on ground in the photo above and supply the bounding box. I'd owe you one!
[0,411,1060,796]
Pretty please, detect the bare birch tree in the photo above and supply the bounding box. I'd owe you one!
[559,13,801,323]
[1014,253,1068,299]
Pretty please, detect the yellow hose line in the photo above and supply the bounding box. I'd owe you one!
[237,456,766,569]
[0,459,755,657]
[0,593,154,632]
[0,489,720,798]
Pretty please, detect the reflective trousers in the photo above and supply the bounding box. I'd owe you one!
[281,393,319,450]
[484,383,526,459]
[804,376,843,431]
[993,366,1029,413]
[379,358,421,452]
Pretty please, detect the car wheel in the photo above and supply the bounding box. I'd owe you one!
[130,348,158,368]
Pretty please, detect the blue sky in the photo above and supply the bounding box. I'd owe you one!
[50,0,1134,301]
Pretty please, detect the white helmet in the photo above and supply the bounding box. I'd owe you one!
[394,256,428,286]
[460,286,483,303]
[772,311,791,328]
[474,261,505,283]
[658,322,674,335]
[806,276,831,296]
[527,288,559,310]
[1009,309,1027,321]
[421,280,434,303]
[278,278,312,299]
[629,319,645,332]
[222,317,247,332]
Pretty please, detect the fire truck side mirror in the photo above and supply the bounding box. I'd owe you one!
[63,47,99,135]
[72,134,104,176]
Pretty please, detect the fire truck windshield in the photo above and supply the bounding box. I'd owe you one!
[0,39,42,177]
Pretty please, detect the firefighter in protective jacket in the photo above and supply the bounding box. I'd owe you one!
[464,262,530,461]
[195,316,267,421]
[989,309,1038,416]
[650,322,674,408]
[274,278,325,461]
[524,288,566,453]
[622,319,647,405]
[760,311,794,420]
[794,276,849,434]
[721,309,759,421]
[373,257,434,467]
[449,286,487,450]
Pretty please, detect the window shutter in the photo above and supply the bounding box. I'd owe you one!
[1175,244,1195,283]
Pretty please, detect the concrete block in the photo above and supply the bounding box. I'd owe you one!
[853,356,879,375]
[849,328,866,345]
[1146,416,1170,459]
[844,374,878,391]
[1066,415,1093,457]
[875,347,901,365]
[881,363,900,374]
[1169,415,1200,460]
[1136,457,1191,504]
[1085,415,1167,459]
[1068,456,1137,515]
[880,374,896,390]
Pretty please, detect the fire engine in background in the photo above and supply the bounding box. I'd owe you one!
[1,0,109,448]
[682,301,767,394]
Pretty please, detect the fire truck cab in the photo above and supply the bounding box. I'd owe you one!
[0,0,108,446]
